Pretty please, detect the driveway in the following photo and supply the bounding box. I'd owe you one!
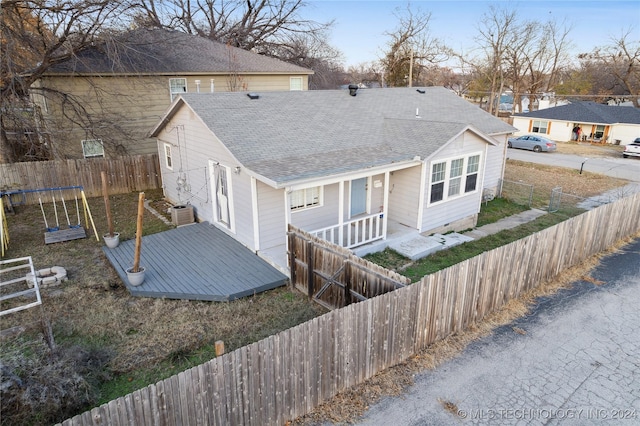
[358,238,640,425]
[506,149,640,182]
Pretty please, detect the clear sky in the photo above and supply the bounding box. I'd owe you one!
[306,0,640,67]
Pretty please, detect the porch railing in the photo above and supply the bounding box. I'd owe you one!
[309,213,384,249]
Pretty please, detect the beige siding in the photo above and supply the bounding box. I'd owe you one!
[37,73,308,159]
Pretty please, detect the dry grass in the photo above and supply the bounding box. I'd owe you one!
[555,141,625,158]
[294,233,638,425]
[1,189,325,424]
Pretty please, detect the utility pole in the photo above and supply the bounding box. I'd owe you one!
[408,49,414,88]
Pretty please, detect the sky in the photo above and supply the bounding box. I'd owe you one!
[305,0,640,68]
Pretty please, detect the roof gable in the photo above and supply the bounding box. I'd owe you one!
[152,87,516,185]
[513,101,640,125]
[45,28,312,75]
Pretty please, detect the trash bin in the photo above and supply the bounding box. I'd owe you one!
[614,139,621,145]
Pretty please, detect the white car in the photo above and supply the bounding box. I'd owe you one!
[623,138,640,158]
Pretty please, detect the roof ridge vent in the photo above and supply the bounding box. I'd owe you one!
[348,84,358,96]
[247,93,260,100]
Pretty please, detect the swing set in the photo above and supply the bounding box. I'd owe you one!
[1,186,99,255]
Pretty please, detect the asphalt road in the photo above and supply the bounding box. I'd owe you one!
[358,238,640,426]
[506,148,640,182]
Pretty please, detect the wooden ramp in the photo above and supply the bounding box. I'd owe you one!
[102,222,287,301]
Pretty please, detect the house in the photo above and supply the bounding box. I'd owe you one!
[149,87,516,272]
[31,28,313,159]
[512,102,640,145]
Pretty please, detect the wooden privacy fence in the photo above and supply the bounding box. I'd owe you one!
[288,226,409,309]
[0,154,161,204]
[59,192,640,426]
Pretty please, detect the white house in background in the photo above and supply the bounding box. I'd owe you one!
[512,101,640,145]
[149,87,516,272]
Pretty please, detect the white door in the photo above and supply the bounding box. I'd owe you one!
[212,163,232,229]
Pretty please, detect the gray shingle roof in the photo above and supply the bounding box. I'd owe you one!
[514,101,640,125]
[46,28,312,75]
[161,87,516,185]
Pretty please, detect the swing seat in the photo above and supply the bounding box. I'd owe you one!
[44,227,86,244]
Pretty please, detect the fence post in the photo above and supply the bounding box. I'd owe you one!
[287,232,296,289]
[306,240,314,299]
[344,260,352,306]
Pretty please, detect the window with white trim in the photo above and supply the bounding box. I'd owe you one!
[465,155,480,193]
[169,78,187,101]
[290,77,303,91]
[81,139,104,158]
[290,186,322,211]
[429,153,482,204]
[531,120,548,134]
[163,143,173,170]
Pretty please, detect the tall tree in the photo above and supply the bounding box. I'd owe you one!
[585,30,640,107]
[129,0,332,55]
[380,4,449,87]
[1,0,129,162]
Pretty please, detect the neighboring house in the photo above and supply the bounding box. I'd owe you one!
[512,102,640,145]
[31,28,313,159]
[149,87,516,272]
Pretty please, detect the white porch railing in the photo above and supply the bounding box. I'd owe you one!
[309,213,384,249]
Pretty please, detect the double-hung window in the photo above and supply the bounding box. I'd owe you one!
[164,143,173,170]
[81,139,104,158]
[290,77,303,91]
[290,186,321,211]
[169,78,187,101]
[465,155,480,193]
[531,120,548,134]
[429,153,482,204]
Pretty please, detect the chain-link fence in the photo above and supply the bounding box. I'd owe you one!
[498,179,534,207]
[549,186,609,214]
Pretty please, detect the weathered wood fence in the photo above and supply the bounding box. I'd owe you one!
[59,192,640,426]
[0,155,161,204]
[288,226,409,309]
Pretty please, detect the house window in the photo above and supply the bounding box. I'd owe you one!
[290,186,321,211]
[430,162,446,203]
[447,158,464,197]
[81,139,104,158]
[429,153,482,205]
[531,120,548,134]
[290,77,303,91]
[169,78,187,101]
[594,125,605,139]
[465,155,480,193]
[164,143,173,170]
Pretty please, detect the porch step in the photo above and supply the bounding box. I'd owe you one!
[389,232,473,261]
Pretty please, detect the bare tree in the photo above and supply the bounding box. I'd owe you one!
[586,30,640,107]
[380,4,449,87]
[128,0,332,55]
[474,5,518,115]
[1,0,130,162]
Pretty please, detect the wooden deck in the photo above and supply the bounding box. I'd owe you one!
[102,222,287,301]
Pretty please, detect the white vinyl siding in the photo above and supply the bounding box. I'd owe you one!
[388,166,422,228]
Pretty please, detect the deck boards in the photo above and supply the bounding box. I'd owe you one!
[102,222,287,301]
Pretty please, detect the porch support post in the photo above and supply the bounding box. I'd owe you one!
[338,180,344,246]
[382,171,390,239]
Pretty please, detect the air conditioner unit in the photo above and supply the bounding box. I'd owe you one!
[171,205,194,226]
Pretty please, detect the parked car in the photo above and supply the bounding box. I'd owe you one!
[623,138,640,158]
[507,135,557,152]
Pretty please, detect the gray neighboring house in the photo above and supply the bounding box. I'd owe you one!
[512,101,640,145]
[149,87,516,271]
